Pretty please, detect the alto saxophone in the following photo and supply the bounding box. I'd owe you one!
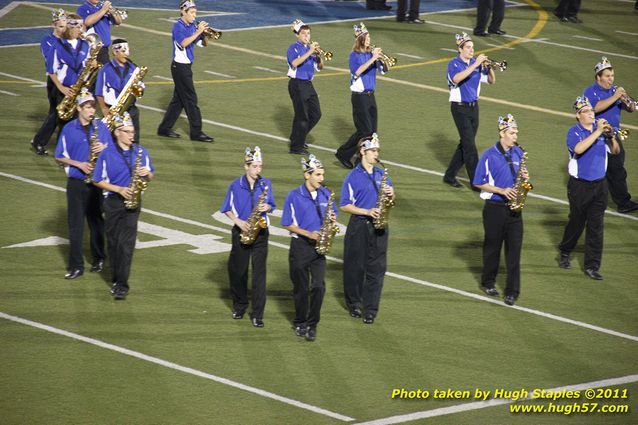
[507,144,533,213]
[315,187,339,255]
[240,180,269,245]
[83,119,100,183]
[103,65,148,131]
[124,145,149,210]
[56,33,104,121]
[373,161,395,230]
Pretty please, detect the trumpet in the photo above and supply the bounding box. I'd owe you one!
[311,42,333,61]
[197,21,222,40]
[371,45,397,69]
[484,57,507,71]
[600,119,630,142]
[98,2,127,20]
[614,86,637,109]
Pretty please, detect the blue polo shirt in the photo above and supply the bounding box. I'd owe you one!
[46,38,90,86]
[92,143,154,195]
[95,59,141,105]
[566,123,610,181]
[77,1,115,47]
[287,41,319,80]
[40,32,57,72]
[220,176,276,223]
[447,56,489,102]
[349,51,380,93]
[339,164,393,209]
[281,185,338,235]
[172,19,204,64]
[55,118,113,180]
[583,82,622,128]
[473,142,524,202]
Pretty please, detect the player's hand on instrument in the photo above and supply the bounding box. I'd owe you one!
[383,186,394,197]
[60,86,74,97]
[77,161,93,174]
[235,219,250,233]
[257,203,270,213]
[501,187,517,200]
[119,186,134,200]
[368,207,381,219]
[101,1,112,12]
[196,21,209,34]
[137,167,150,178]
[372,48,382,60]
[307,230,321,241]
[309,42,319,53]
[475,54,487,67]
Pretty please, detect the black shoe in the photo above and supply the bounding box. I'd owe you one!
[64,268,83,280]
[558,253,571,269]
[232,311,244,320]
[191,133,214,143]
[407,18,424,24]
[567,16,582,23]
[289,148,309,155]
[157,129,181,138]
[294,325,307,337]
[488,29,506,35]
[480,285,499,297]
[335,153,354,169]
[349,308,362,318]
[90,259,104,273]
[110,284,128,300]
[363,315,375,324]
[504,295,516,306]
[305,328,317,341]
[251,317,264,328]
[584,268,603,280]
[31,141,48,156]
[443,177,462,188]
[396,17,406,23]
[617,201,638,214]
[473,31,489,37]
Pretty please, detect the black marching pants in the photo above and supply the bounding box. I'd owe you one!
[157,61,203,139]
[66,178,105,271]
[289,236,326,329]
[555,0,581,18]
[103,195,140,289]
[475,0,505,33]
[397,0,421,20]
[33,77,65,148]
[228,226,268,319]
[288,78,322,152]
[606,140,631,208]
[337,92,377,161]
[445,102,479,184]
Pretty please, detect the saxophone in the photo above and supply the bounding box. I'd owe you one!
[240,180,268,245]
[56,33,104,121]
[83,119,100,183]
[315,187,339,255]
[507,144,533,213]
[103,65,148,131]
[373,161,395,230]
[124,145,149,210]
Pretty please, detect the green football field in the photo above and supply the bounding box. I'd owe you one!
[1,0,637,424]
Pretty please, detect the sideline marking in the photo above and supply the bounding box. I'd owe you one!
[355,374,638,425]
[2,170,637,343]
[0,71,46,86]
[253,66,282,74]
[0,89,19,96]
[204,70,236,79]
[616,30,638,36]
[396,53,424,60]
[573,35,603,42]
[0,311,355,422]
[152,75,173,81]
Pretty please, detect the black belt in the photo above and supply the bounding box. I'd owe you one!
[354,214,373,221]
[485,199,508,206]
[354,90,375,96]
[570,176,605,183]
[452,101,478,107]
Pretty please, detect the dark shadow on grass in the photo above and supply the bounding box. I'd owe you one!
[427,131,456,169]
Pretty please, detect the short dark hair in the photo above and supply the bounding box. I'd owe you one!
[112,38,127,45]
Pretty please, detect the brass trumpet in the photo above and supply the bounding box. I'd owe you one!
[614,86,637,109]
[197,21,222,40]
[311,42,333,61]
[601,119,631,142]
[484,57,507,71]
[98,2,127,20]
[371,45,397,69]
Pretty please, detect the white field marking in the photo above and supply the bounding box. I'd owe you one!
[572,35,603,42]
[0,1,21,19]
[152,75,173,81]
[0,71,46,87]
[24,1,225,13]
[440,48,458,53]
[0,42,39,48]
[484,43,515,50]
[0,312,355,422]
[0,89,19,96]
[518,37,549,43]
[616,30,638,36]
[204,70,236,79]
[616,0,634,3]
[0,25,50,30]
[2,236,67,248]
[253,66,282,74]
[356,374,638,425]
[396,53,424,60]
[1,170,636,343]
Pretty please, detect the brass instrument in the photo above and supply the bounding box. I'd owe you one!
[311,42,333,61]
[84,119,100,183]
[484,57,507,72]
[507,144,533,213]
[614,86,637,109]
[373,161,395,230]
[124,145,149,210]
[99,2,127,20]
[316,187,339,255]
[371,45,397,70]
[103,65,148,131]
[197,21,222,40]
[602,121,631,142]
[240,180,269,245]
[56,33,103,121]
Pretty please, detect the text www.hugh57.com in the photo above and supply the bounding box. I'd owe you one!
[510,402,629,415]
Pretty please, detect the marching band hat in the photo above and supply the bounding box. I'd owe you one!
[455,32,472,48]
[359,133,381,151]
[51,8,67,22]
[112,112,134,129]
[573,96,592,113]
[244,146,263,163]
[291,19,307,34]
[497,114,518,132]
[76,87,95,106]
[353,22,368,38]
[111,38,128,51]
[179,0,197,11]
[594,57,612,75]
[301,154,323,172]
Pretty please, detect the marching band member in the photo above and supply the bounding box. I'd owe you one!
[286,19,323,155]
[95,38,144,142]
[77,0,124,64]
[443,32,495,190]
[31,9,67,156]
[157,0,214,142]
[473,114,526,306]
[335,23,385,169]
[220,147,275,327]
[54,88,111,280]
[583,57,637,214]
[92,112,154,300]
[281,155,337,341]
[339,134,394,324]
[558,97,620,280]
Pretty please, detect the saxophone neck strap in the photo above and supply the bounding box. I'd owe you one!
[496,142,517,179]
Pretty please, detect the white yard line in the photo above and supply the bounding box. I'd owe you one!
[0,70,46,86]
[396,53,424,60]
[615,30,638,36]
[572,35,603,42]
[253,66,282,74]
[152,75,173,81]
[0,24,49,30]
[0,311,355,422]
[484,43,515,50]
[0,89,19,96]
[204,70,236,79]
[0,0,21,19]
[0,42,39,48]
